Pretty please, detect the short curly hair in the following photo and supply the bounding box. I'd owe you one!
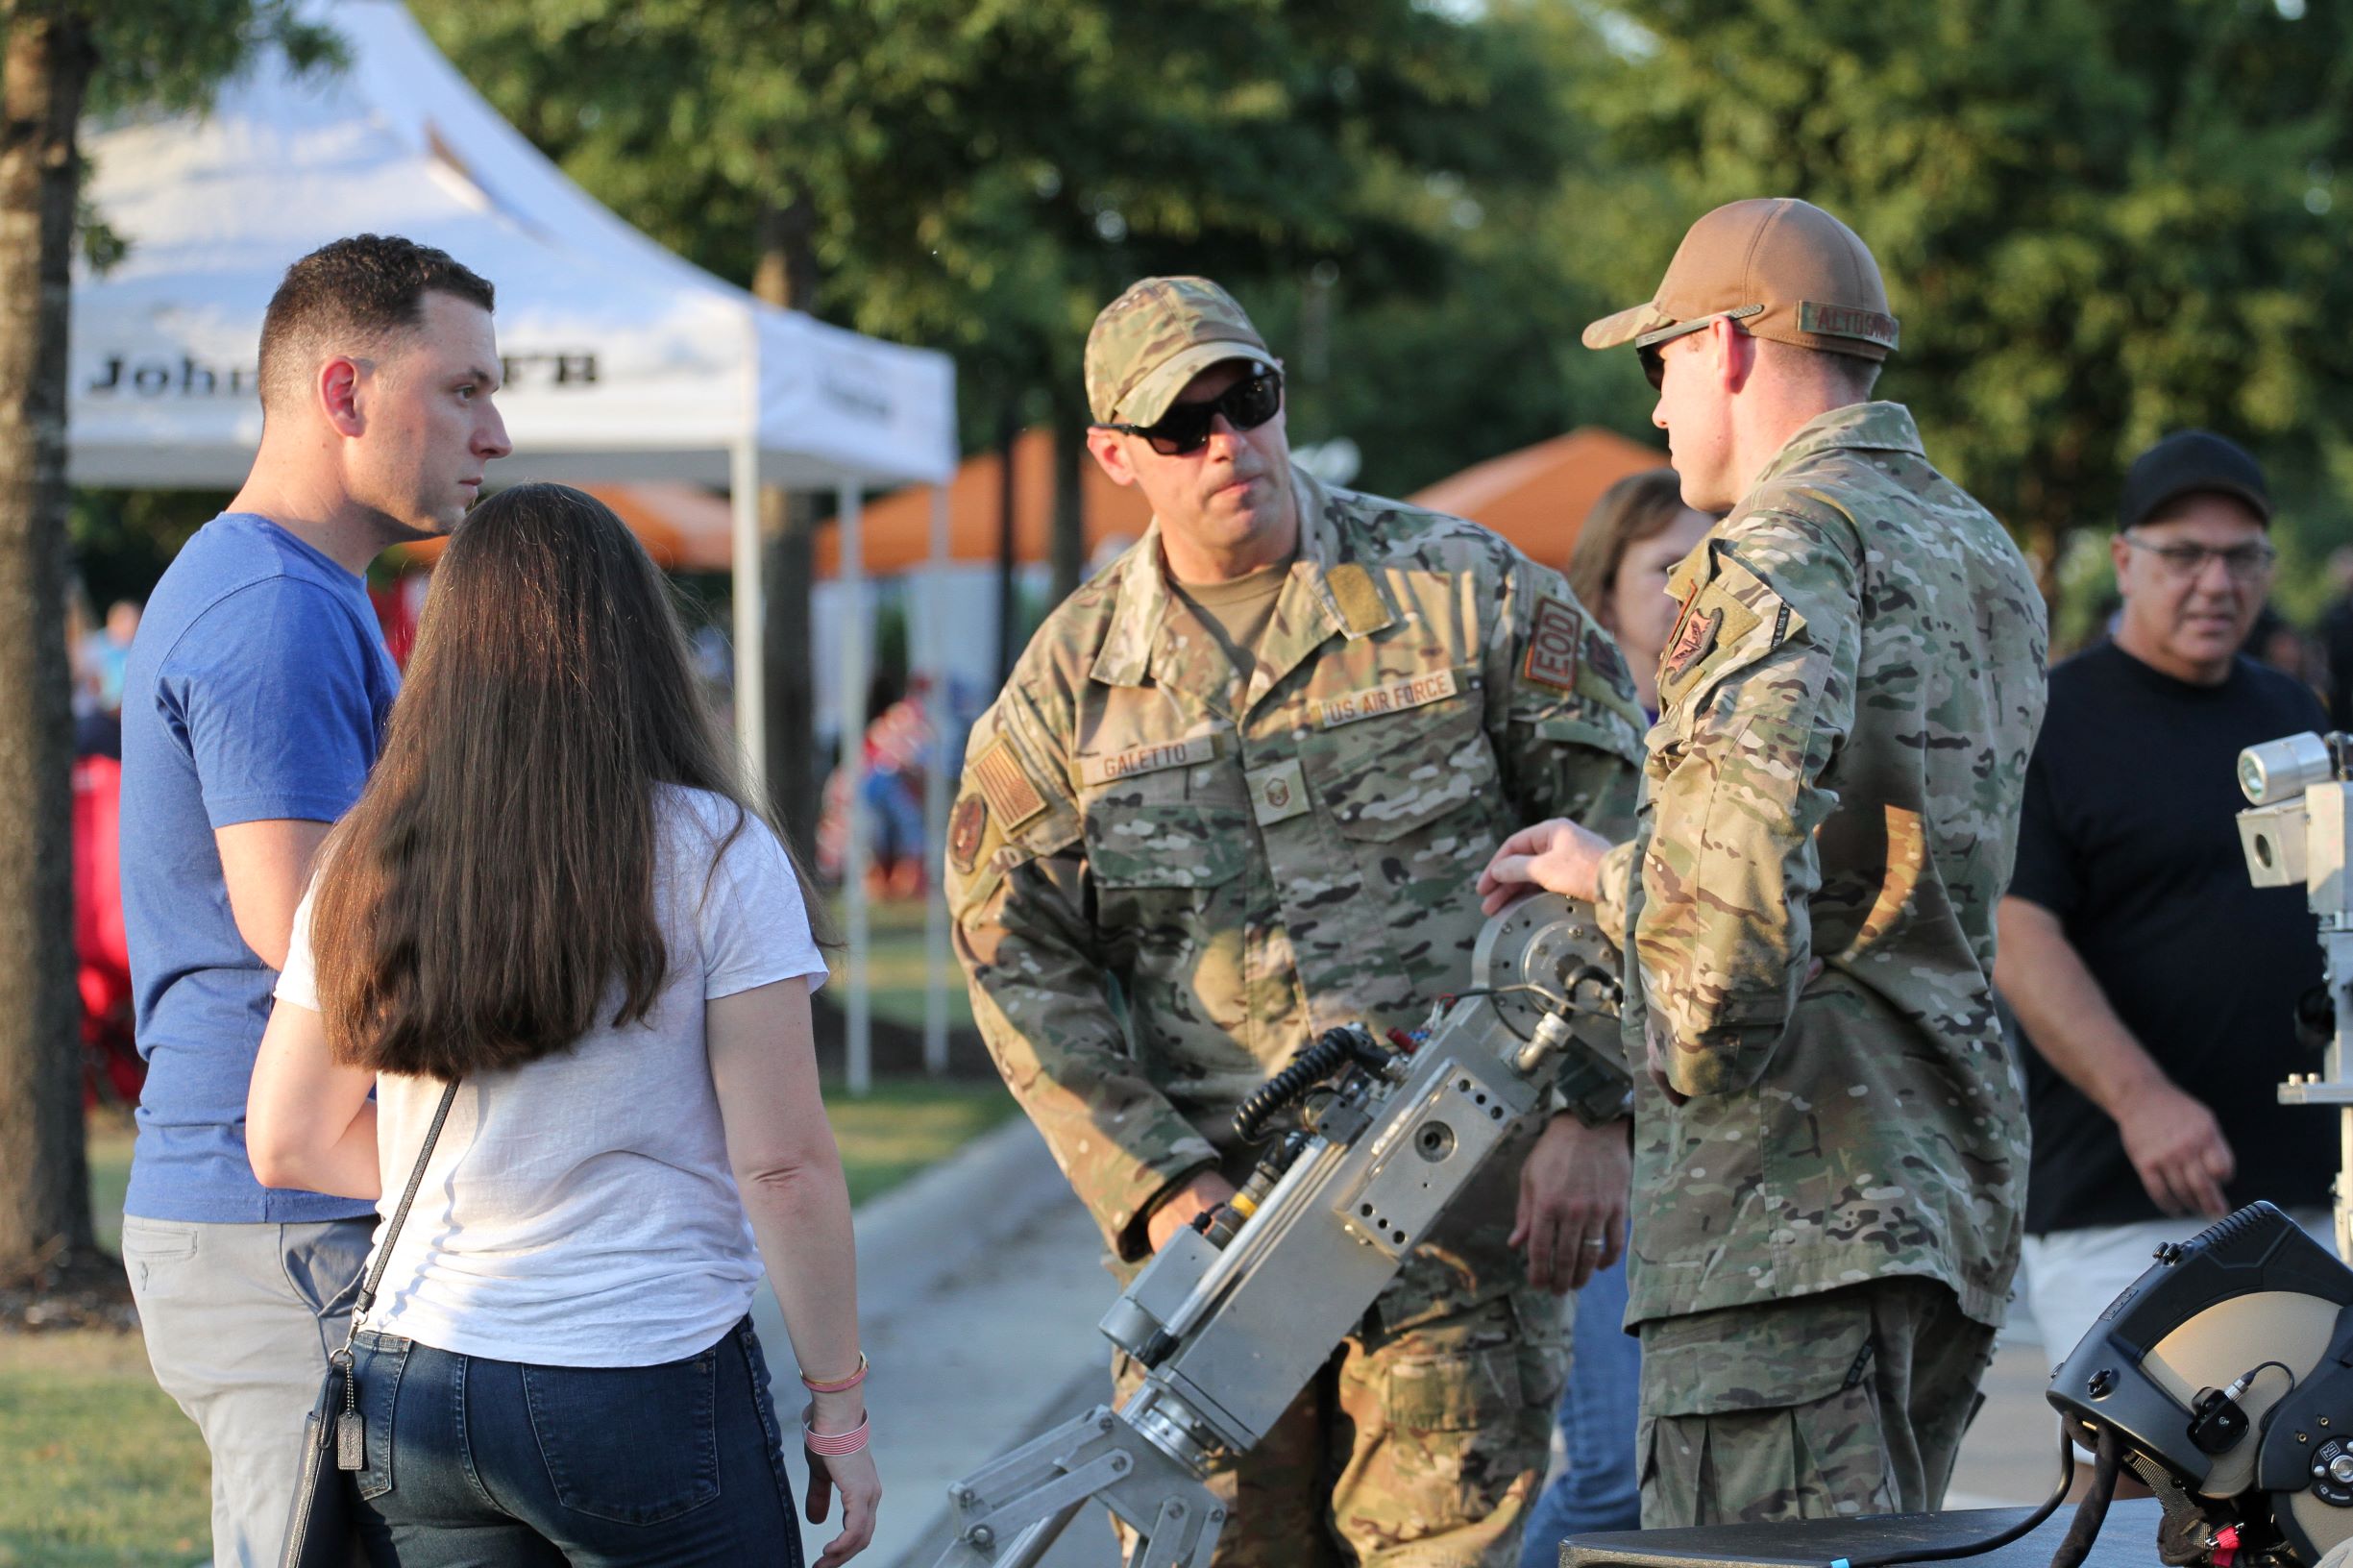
[257,233,494,414]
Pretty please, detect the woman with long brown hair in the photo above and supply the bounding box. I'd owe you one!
[247,483,875,1567]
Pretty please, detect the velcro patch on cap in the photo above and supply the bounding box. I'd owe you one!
[1325,563,1394,638]
[1797,302,1900,351]
[1522,597,1582,692]
[970,739,1048,829]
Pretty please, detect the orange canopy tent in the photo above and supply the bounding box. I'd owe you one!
[1407,427,1665,570]
[808,424,1663,578]
[396,426,1662,581]
[389,481,737,572]
[813,428,1149,579]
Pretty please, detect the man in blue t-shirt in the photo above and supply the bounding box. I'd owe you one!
[119,233,508,1565]
[1996,430,2335,1379]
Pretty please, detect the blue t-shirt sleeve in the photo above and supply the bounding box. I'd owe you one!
[159,578,385,829]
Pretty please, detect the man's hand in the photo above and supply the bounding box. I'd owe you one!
[1144,1170,1239,1253]
[2116,1078,2235,1218]
[1479,818,1615,914]
[1510,1115,1631,1293]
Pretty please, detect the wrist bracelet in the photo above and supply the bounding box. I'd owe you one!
[799,1352,869,1394]
[802,1409,870,1457]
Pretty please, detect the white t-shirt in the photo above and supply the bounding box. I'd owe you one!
[276,785,828,1366]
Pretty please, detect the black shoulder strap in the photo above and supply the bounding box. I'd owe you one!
[352,1078,460,1323]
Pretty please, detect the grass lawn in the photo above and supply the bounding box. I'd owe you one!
[825,891,975,1036]
[11,1075,1016,1564]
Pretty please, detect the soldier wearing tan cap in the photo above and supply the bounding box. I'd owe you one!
[1480,200,2050,1527]
[945,275,1651,1565]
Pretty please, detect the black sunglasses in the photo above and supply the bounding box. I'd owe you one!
[1095,365,1283,455]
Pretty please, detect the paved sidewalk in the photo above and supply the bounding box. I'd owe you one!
[1949,1330,2067,1508]
[781,1117,2078,1568]
[752,1115,1118,1568]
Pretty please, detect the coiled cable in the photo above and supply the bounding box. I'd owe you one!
[1232,1026,1393,1144]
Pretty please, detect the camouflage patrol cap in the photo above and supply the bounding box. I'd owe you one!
[1582,198,1900,362]
[1085,276,1274,426]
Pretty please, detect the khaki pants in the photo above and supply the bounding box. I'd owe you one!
[122,1215,373,1568]
[1112,1290,1565,1568]
[1636,1278,1994,1529]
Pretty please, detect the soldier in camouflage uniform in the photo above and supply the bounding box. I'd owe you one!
[944,276,1649,1567]
[1479,200,2048,1528]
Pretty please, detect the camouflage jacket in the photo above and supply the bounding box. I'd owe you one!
[1590,402,2048,1329]
[946,469,1645,1328]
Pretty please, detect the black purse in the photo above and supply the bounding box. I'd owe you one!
[279,1080,460,1568]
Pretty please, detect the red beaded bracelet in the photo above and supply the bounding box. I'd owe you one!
[799,1352,869,1394]
[802,1410,870,1457]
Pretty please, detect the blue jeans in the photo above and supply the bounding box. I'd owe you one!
[348,1315,804,1566]
[1521,1252,1641,1568]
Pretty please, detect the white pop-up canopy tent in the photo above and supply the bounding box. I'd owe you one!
[71,0,962,1086]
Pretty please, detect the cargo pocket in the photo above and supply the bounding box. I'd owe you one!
[1377,1335,1530,1524]
[1083,795,1252,1054]
[349,1329,408,1502]
[1638,1298,1894,1524]
[1308,691,1495,845]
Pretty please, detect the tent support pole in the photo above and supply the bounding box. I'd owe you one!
[840,481,871,1097]
[922,483,951,1077]
[729,438,766,803]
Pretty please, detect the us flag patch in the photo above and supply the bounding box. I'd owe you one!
[970,740,1047,829]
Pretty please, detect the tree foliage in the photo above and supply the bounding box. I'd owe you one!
[1581,0,2353,568]
[0,0,339,1284]
[407,0,1570,476]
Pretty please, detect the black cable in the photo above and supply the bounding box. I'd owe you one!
[2047,1425,2124,1568]
[1231,1027,1394,1144]
[2243,1360,2298,1417]
[1835,1418,2078,1568]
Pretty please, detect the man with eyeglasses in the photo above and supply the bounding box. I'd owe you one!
[1997,429,2334,1378]
[1477,198,2047,1528]
[944,275,1649,1566]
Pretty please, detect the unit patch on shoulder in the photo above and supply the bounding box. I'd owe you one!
[969,739,1048,830]
[948,795,990,873]
[1522,597,1582,692]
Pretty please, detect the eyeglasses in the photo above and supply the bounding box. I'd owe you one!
[1094,365,1283,456]
[1637,306,1762,391]
[2121,533,2277,583]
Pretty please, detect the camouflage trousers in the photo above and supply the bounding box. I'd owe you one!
[1110,1289,1566,1568]
[1635,1277,1995,1530]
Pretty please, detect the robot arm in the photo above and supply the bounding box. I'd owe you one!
[935,894,1626,1568]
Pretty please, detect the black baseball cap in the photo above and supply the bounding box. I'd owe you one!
[2120,430,2271,530]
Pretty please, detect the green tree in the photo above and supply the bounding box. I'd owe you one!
[410,0,1567,735]
[1578,0,2353,581]
[0,0,333,1286]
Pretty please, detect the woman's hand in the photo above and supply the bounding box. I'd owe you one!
[803,1416,881,1568]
